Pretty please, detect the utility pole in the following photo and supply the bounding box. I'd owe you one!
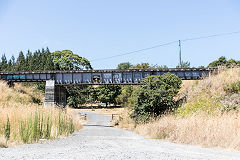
[179,40,182,68]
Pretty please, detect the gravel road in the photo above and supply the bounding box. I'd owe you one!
[1,112,240,160]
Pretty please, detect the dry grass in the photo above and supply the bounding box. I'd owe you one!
[115,67,240,150]
[179,67,240,102]
[135,111,240,150]
[112,108,135,130]
[0,81,83,147]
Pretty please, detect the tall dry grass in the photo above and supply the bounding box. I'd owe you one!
[0,81,83,147]
[135,111,240,150]
[116,67,240,150]
[179,67,240,102]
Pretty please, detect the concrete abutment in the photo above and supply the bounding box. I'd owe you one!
[44,80,67,107]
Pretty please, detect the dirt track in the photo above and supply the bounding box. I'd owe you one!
[1,111,240,160]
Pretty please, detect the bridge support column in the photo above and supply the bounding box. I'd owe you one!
[44,80,55,106]
[44,80,67,107]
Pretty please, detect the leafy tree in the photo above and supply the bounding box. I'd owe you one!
[208,56,227,67]
[227,59,238,66]
[117,62,133,69]
[52,50,92,70]
[67,85,93,108]
[116,85,134,107]
[131,73,182,123]
[131,63,151,69]
[176,61,191,68]
[97,85,121,107]
[208,56,240,67]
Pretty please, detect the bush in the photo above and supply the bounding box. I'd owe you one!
[223,81,240,94]
[131,73,182,123]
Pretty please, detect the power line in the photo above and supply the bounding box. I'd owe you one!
[181,30,240,42]
[91,30,240,62]
[90,40,178,61]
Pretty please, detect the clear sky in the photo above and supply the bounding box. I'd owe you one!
[0,0,239,69]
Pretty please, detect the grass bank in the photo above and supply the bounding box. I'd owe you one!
[115,67,240,150]
[0,81,83,147]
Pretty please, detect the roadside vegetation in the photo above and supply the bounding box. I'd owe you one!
[0,48,92,148]
[1,47,240,151]
[0,81,83,147]
[112,57,240,151]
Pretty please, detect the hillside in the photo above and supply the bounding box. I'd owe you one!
[0,81,83,147]
[116,67,240,150]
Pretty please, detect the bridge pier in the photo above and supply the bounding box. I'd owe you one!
[44,80,67,107]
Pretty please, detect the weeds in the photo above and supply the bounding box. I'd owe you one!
[115,68,240,151]
[4,117,10,145]
[0,81,82,147]
[223,81,240,94]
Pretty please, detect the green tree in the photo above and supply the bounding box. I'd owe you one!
[116,85,134,107]
[10,55,16,71]
[0,54,8,71]
[67,85,93,108]
[227,59,238,66]
[25,50,33,70]
[131,73,182,123]
[52,50,92,70]
[208,56,227,67]
[44,47,55,70]
[117,62,133,69]
[131,63,151,69]
[97,85,121,107]
[16,51,26,71]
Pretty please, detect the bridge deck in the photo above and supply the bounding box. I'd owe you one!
[0,68,215,85]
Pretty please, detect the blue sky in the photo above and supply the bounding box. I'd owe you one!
[0,0,239,69]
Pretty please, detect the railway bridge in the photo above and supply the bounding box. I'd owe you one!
[0,68,215,107]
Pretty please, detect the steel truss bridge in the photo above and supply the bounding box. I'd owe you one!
[0,68,214,84]
[0,68,216,106]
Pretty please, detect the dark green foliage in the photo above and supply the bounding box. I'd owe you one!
[116,86,134,107]
[131,73,182,123]
[67,85,93,108]
[51,50,92,70]
[208,56,240,67]
[16,51,26,71]
[223,81,240,94]
[0,54,8,71]
[97,85,122,107]
[117,62,133,69]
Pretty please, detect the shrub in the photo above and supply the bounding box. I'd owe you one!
[131,73,182,123]
[223,81,240,94]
